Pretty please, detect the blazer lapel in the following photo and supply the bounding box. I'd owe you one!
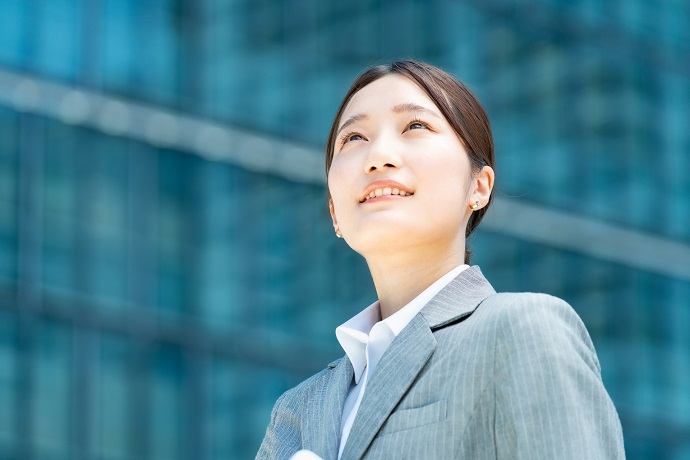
[421,265,496,330]
[339,266,496,460]
[340,315,436,460]
[303,356,354,460]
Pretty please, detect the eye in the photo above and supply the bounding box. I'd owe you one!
[339,131,365,147]
[405,118,430,132]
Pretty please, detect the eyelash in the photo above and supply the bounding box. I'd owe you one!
[338,131,362,147]
[338,118,431,148]
[407,117,430,131]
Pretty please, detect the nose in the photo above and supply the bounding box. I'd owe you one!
[364,133,403,173]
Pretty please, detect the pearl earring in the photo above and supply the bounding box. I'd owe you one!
[470,201,480,210]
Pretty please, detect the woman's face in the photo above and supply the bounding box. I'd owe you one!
[328,74,481,257]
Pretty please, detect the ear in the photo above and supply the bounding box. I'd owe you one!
[469,165,494,207]
[329,199,339,229]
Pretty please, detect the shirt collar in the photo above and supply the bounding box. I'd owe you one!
[336,264,469,383]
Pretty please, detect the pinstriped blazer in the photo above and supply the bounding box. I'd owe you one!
[256,266,625,459]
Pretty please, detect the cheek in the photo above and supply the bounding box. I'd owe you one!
[420,148,470,193]
[327,161,351,207]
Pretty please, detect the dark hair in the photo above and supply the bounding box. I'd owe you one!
[325,60,495,263]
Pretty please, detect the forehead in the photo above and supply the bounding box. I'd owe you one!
[340,74,437,122]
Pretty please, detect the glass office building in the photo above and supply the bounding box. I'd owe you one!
[0,0,688,458]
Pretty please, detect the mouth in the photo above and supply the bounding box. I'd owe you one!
[360,184,414,203]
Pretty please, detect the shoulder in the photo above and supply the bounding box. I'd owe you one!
[430,291,599,377]
[271,355,349,419]
[274,360,339,412]
[482,291,572,315]
[473,294,624,458]
[481,291,588,335]
[480,292,601,375]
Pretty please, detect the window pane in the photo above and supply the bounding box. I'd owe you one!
[32,320,71,459]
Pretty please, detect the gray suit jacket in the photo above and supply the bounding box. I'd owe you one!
[257,266,625,459]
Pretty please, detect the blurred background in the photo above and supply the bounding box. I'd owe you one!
[0,0,688,459]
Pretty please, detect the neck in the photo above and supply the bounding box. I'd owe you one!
[365,244,466,319]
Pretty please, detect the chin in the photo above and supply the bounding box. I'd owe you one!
[352,220,465,254]
[346,226,428,254]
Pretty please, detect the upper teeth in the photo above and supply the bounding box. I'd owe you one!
[364,187,412,201]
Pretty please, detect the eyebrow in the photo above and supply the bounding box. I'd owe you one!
[337,113,368,136]
[391,102,442,119]
[337,102,442,136]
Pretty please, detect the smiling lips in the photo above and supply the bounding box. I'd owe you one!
[360,181,414,203]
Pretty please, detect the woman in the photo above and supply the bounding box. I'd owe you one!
[257,60,624,460]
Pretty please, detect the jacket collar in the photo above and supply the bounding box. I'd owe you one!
[339,266,496,460]
[420,265,496,330]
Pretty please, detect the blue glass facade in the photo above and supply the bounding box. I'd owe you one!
[0,0,688,458]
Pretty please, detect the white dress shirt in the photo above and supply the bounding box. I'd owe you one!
[334,264,468,459]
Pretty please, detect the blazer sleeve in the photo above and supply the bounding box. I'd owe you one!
[256,389,302,460]
[491,293,625,459]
